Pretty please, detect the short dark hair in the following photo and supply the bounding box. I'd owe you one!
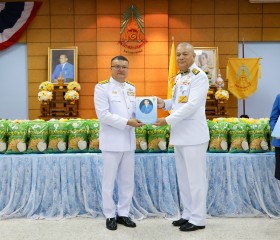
[60,54,68,59]
[111,55,129,64]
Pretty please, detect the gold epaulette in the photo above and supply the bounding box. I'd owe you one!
[192,68,200,75]
[98,80,109,84]
[126,81,135,87]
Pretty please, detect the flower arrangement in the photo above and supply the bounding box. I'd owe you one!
[67,82,81,91]
[38,90,53,102]
[64,90,79,101]
[215,89,229,102]
[39,81,54,91]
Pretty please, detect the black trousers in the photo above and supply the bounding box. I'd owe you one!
[275,147,280,180]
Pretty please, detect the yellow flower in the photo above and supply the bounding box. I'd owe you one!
[39,81,54,91]
[64,90,79,100]
[215,89,229,101]
[67,82,81,91]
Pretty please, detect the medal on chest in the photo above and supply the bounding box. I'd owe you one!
[127,88,135,96]
[181,79,191,85]
[177,77,191,103]
[178,95,188,103]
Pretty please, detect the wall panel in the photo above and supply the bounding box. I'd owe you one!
[2,0,280,119]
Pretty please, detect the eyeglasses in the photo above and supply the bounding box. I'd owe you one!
[111,65,128,70]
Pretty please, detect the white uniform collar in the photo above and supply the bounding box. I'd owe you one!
[188,62,197,72]
[110,77,126,88]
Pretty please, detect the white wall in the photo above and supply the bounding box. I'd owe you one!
[0,44,28,120]
[238,42,280,118]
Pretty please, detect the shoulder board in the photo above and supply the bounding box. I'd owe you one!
[192,68,200,75]
[98,80,109,84]
[126,81,135,87]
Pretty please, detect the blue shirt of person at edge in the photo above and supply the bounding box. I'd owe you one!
[269,93,280,181]
[270,94,280,147]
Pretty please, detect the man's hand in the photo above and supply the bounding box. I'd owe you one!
[127,118,144,128]
[157,98,165,109]
[154,118,167,126]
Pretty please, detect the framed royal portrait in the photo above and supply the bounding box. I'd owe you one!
[48,46,78,84]
[194,47,219,84]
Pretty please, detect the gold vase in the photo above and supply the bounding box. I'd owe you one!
[41,100,48,105]
[69,100,75,104]
[58,78,64,89]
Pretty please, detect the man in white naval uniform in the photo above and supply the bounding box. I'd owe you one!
[94,56,143,231]
[156,42,210,232]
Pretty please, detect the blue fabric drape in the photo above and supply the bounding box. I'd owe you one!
[0,153,279,220]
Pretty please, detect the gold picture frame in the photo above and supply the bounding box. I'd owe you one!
[48,46,78,84]
[194,47,219,84]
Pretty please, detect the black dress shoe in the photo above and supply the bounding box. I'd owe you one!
[172,218,189,227]
[106,218,117,230]
[180,222,205,232]
[117,216,136,228]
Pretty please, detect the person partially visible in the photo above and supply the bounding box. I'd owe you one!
[140,99,153,114]
[51,54,74,83]
[269,94,280,180]
[198,52,214,84]
[155,42,209,232]
[94,55,144,231]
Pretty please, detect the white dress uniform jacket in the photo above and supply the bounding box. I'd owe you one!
[164,63,210,145]
[94,77,136,152]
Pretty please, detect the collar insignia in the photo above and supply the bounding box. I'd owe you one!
[180,69,190,76]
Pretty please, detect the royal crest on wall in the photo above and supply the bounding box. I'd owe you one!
[119,5,147,54]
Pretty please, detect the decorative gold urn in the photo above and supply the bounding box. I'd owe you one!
[57,74,64,89]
